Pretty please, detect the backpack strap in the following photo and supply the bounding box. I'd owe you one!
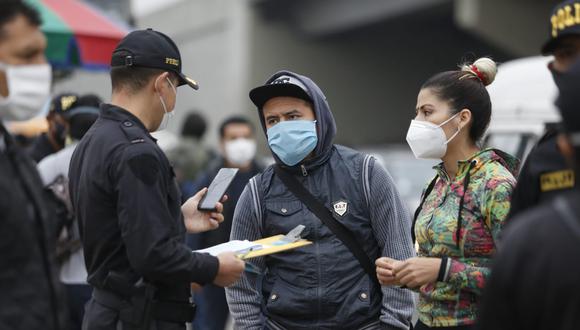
[362,154,373,209]
[248,175,264,236]
[274,165,380,288]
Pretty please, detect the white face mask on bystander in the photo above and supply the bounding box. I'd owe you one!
[0,63,52,121]
[224,138,257,166]
[406,112,461,159]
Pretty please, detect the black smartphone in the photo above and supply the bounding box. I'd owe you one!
[197,168,239,212]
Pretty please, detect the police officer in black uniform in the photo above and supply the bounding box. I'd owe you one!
[68,29,245,330]
[477,58,580,330]
[508,0,580,219]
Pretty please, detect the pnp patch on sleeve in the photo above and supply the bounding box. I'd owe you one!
[128,154,160,186]
[540,170,575,192]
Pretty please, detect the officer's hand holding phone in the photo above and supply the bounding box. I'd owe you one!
[181,187,228,233]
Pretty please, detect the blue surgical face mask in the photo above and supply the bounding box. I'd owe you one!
[267,120,318,166]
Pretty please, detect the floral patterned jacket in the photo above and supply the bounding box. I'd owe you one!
[414,148,519,327]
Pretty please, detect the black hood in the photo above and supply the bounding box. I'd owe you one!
[253,70,337,172]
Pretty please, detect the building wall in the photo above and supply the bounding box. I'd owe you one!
[455,0,561,56]
[54,0,556,149]
[136,0,252,147]
[247,4,514,147]
[54,0,253,149]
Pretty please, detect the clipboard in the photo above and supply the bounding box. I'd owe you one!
[238,235,312,259]
[193,225,312,259]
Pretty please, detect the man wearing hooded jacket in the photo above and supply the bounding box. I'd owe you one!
[226,71,415,330]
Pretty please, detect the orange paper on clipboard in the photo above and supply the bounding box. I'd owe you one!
[239,235,312,259]
[194,225,311,259]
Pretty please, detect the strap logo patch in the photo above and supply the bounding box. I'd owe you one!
[333,200,348,216]
[540,170,575,192]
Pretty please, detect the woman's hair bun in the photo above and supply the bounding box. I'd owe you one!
[461,57,497,86]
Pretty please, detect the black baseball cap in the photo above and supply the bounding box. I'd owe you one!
[542,1,580,55]
[49,93,101,119]
[249,74,312,109]
[49,93,78,115]
[111,28,199,90]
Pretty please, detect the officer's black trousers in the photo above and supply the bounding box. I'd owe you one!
[82,298,185,330]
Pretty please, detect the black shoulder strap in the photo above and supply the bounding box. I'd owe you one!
[411,175,439,243]
[120,121,146,144]
[273,165,380,287]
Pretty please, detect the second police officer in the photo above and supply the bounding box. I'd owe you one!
[508,0,580,218]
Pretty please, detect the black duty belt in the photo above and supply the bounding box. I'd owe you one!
[93,288,196,324]
[265,319,386,330]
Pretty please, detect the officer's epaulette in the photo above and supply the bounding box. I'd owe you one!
[120,120,146,144]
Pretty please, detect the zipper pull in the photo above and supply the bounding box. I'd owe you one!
[301,165,308,177]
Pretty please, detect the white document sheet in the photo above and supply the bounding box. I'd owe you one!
[194,240,263,256]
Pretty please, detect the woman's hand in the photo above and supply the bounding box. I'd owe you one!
[376,257,404,286]
[393,257,441,289]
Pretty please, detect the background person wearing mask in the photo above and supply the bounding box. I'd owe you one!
[377,58,518,330]
[188,115,264,330]
[37,94,101,330]
[0,1,67,329]
[27,92,79,163]
[477,58,580,330]
[508,0,580,219]
[169,111,217,200]
[227,71,415,330]
[68,29,245,330]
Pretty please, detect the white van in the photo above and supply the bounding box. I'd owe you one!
[485,56,560,161]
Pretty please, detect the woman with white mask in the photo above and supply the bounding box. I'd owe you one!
[376,58,519,330]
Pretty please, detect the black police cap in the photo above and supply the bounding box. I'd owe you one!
[49,93,79,115]
[542,0,580,55]
[110,28,199,90]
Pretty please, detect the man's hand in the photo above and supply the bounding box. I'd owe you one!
[393,257,441,289]
[213,252,245,287]
[376,257,404,286]
[182,188,228,233]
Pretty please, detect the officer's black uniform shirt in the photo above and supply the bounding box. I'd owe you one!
[478,190,580,330]
[508,129,574,219]
[68,104,218,301]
